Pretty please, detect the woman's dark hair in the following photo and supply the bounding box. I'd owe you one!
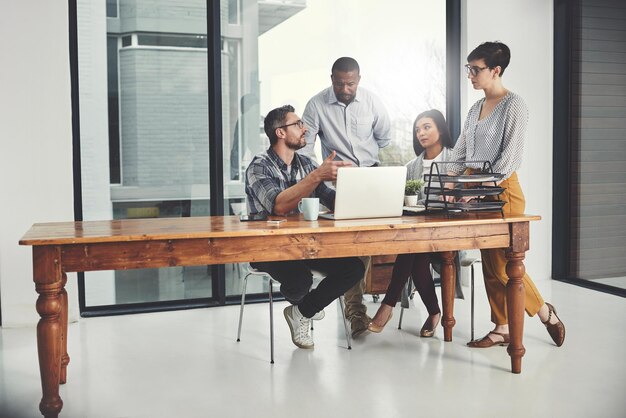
[467,41,511,76]
[412,109,453,156]
[264,104,295,145]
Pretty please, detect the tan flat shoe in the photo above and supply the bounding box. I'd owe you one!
[367,309,393,333]
[467,331,510,348]
[542,302,565,347]
[420,314,441,338]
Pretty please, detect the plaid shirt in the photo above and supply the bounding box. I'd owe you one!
[245,147,335,216]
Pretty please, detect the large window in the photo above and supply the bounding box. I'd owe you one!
[74,0,450,314]
[221,0,446,297]
[224,0,446,174]
[78,1,213,312]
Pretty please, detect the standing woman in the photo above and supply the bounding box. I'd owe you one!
[368,109,453,337]
[448,41,565,347]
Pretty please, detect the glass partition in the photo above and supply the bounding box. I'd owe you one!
[78,0,212,308]
[222,0,446,296]
[75,0,448,310]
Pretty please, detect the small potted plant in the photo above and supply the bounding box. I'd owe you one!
[404,179,424,206]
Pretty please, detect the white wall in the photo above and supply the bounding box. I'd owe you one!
[0,1,79,327]
[462,0,554,281]
[0,1,555,327]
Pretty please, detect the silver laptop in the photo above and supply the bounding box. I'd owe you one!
[319,166,407,220]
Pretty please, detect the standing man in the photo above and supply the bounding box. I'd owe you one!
[245,104,364,349]
[299,57,392,337]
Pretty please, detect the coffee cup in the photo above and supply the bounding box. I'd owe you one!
[298,198,320,221]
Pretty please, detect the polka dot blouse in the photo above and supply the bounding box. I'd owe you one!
[449,91,529,178]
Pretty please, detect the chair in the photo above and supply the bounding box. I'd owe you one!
[236,264,352,363]
[397,255,481,341]
[460,256,481,342]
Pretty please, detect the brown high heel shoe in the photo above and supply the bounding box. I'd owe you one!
[367,307,393,333]
[467,331,510,348]
[542,302,565,347]
[420,313,441,337]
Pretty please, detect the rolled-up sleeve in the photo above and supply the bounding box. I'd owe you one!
[372,96,392,149]
[491,97,528,177]
[449,124,468,175]
[301,99,320,161]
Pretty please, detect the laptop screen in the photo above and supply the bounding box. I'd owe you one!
[322,166,407,220]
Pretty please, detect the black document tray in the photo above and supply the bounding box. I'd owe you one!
[426,200,506,212]
[424,185,505,198]
[423,173,505,183]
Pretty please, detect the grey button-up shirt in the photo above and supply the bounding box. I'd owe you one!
[299,86,391,167]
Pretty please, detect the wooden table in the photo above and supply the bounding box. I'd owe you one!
[20,212,540,417]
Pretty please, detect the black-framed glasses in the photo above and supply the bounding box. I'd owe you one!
[278,120,304,129]
[464,64,489,77]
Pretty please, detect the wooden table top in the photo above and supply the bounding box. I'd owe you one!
[20,213,541,246]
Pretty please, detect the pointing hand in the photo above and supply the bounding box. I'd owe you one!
[317,151,353,181]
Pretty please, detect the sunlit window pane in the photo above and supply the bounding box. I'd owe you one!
[222,0,445,296]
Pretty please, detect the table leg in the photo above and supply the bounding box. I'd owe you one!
[33,247,64,418]
[35,281,64,418]
[440,251,456,342]
[505,250,526,374]
[59,273,70,385]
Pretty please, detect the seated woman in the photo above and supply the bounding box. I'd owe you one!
[368,109,453,337]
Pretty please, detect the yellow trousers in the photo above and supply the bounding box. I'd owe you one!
[479,172,544,325]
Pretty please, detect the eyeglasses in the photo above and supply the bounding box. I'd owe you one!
[278,120,304,129]
[464,64,489,77]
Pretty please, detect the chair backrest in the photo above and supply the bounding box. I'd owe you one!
[230,202,246,216]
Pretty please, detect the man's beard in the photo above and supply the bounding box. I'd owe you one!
[338,93,354,104]
[286,137,306,150]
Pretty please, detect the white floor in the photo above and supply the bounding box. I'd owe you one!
[1,280,625,418]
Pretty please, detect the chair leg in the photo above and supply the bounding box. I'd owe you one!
[269,278,274,364]
[398,279,414,330]
[236,262,243,278]
[470,265,475,342]
[236,275,249,342]
[338,296,352,349]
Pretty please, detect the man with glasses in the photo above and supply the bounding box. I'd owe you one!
[299,57,392,337]
[245,104,364,349]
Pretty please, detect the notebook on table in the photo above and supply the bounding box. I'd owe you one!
[319,166,407,220]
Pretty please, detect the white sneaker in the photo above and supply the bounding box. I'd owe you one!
[311,310,325,321]
[283,305,314,349]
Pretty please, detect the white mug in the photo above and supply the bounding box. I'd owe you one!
[298,198,320,221]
